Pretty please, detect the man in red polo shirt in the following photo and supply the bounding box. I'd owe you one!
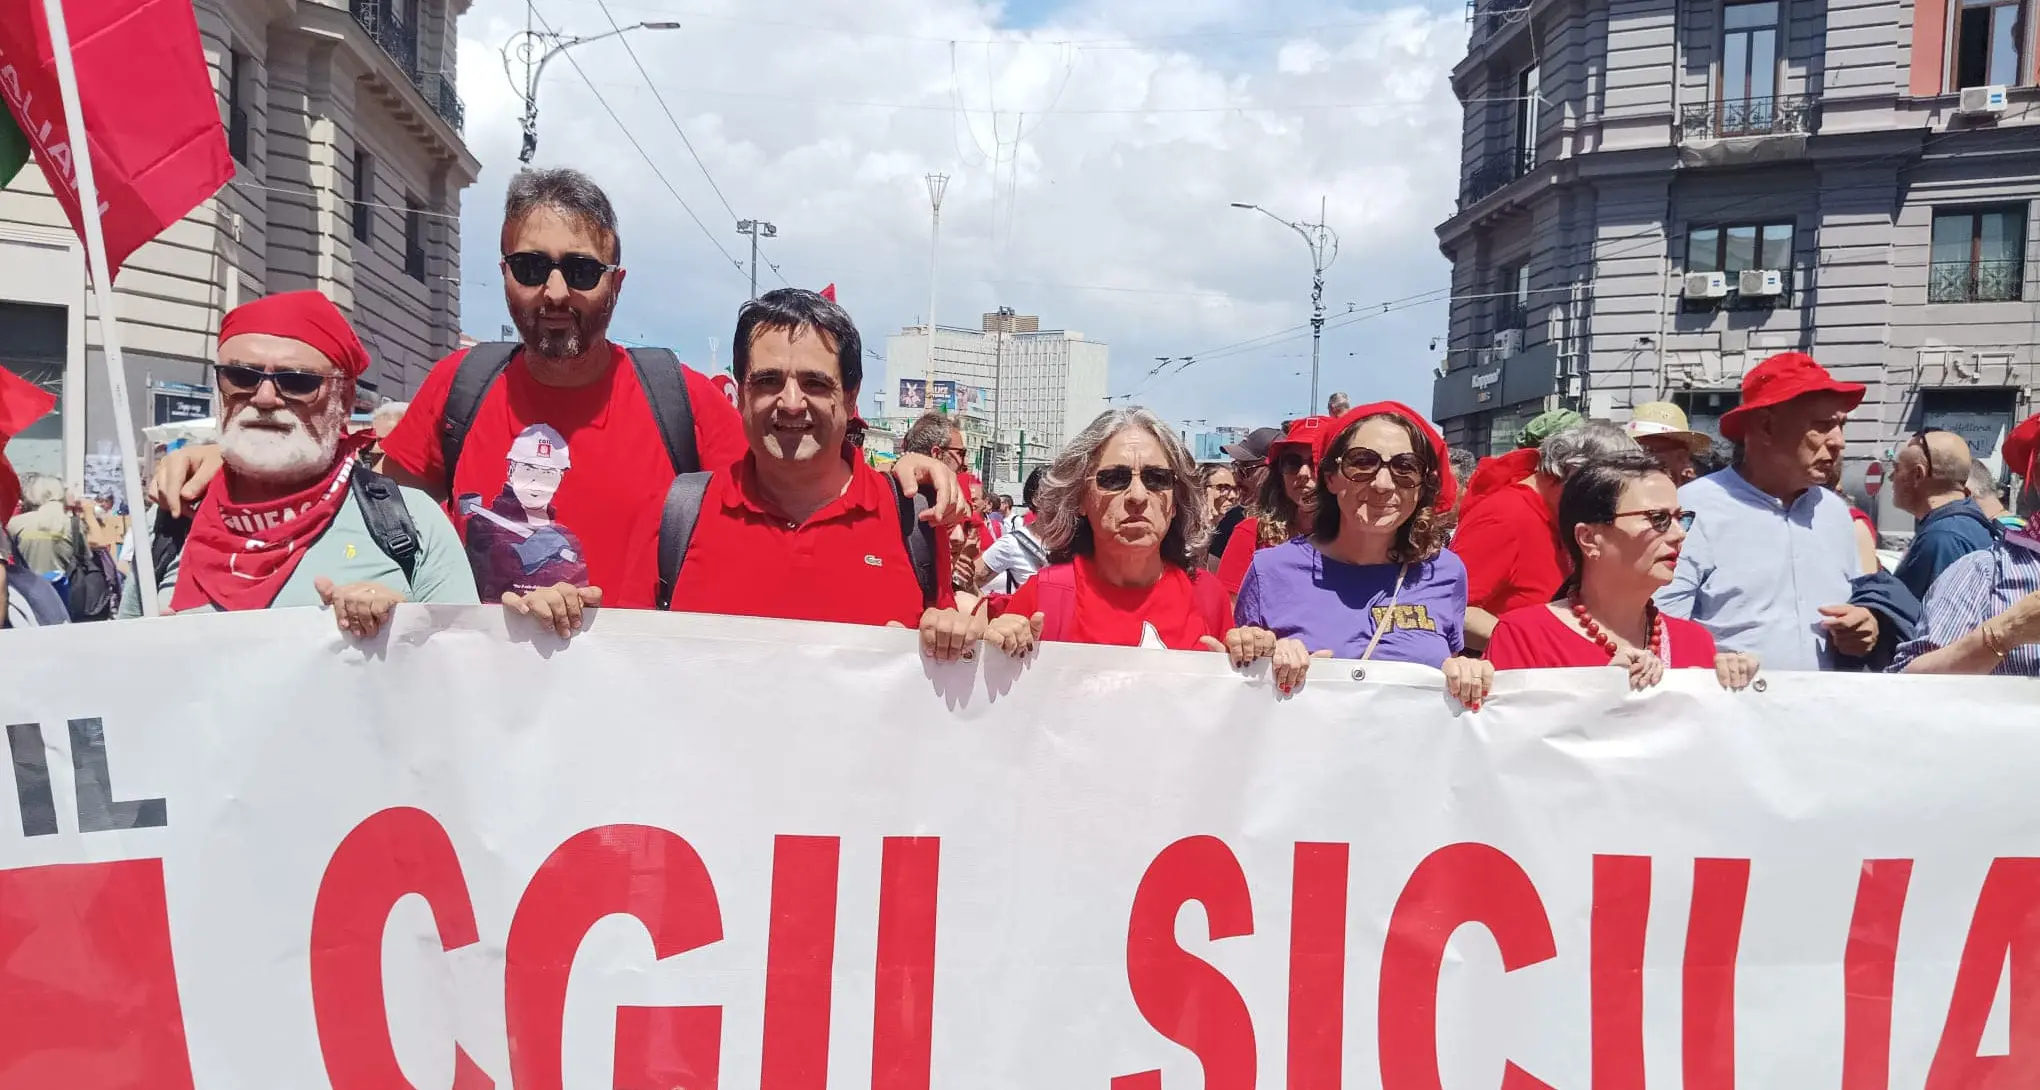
[1454,419,1640,650]
[662,288,982,658]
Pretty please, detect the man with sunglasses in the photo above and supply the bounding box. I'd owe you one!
[128,291,475,633]
[1890,428,1994,602]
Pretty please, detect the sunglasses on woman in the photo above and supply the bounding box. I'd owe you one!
[215,364,332,402]
[1335,447,1426,488]
[1095,465,1177,493]
[502,251,620,292]
[1608,508,1695,534]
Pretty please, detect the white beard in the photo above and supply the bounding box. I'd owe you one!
[219,401,344,487]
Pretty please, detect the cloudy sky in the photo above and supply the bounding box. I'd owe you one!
[453,0,1469,430]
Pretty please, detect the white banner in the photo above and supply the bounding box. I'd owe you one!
[2,607,2039,1090]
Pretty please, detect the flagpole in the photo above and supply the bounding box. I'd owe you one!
[41,0,159,615]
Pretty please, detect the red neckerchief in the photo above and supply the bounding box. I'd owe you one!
[170,433,375,612]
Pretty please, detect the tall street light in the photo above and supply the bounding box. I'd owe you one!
[504,21,682,164]
[1232,199,1340,411]
[735,220,778,301]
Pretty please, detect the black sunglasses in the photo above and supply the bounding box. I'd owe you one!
[1095,465,1177,493]
[1607,507,1695,534]
[216,363,331,401]
[502,251,619,291]
[1336,447,1426,488]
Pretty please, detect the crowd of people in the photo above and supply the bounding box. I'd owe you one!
[3,166,2037,697]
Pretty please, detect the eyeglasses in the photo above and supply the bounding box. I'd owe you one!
[937,444,968,462]
[1275,452,1310,474]
[1095,465,1177,493]
[1607,508,1695,534]
[1336,447,1425,488]
[502,251,619,291]
[216,364,332,402]
[1210,483,1241,496]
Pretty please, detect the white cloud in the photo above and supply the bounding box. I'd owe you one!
[455,0,1467,428]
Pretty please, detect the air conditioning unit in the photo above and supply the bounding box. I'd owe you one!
[1739,268,1785,296]
[1491,328,1523,358]
[1957,85,2008,116]
[1682,271,1730,300]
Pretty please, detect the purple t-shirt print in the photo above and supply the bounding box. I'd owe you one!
[1234,538,1468,668]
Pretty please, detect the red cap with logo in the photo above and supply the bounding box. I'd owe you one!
[1717,351,1865,442]
[1268,416,1330,460]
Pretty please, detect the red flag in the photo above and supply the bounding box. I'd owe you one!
[0,0,233,275]
[0,364,57,518]
[820,283,837,301]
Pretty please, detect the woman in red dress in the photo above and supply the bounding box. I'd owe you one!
[1486,449,1761,690]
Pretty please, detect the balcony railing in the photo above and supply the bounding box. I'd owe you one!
[1466,0,1533,39]
[1459,148,1532,210]
[348,1,466,134]
[1929,260,2026,303]
[1680,95,1817,141]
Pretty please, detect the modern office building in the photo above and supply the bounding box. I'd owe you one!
[0,0,478,490]
[1432,0,2039,523]
[879,310,1110,485]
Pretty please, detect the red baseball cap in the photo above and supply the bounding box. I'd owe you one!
[2004,412,2040,481]
[1322,401,1459,514]
[1717,351,1865,442]
[1268,416,1330,460]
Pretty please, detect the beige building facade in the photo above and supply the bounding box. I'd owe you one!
[0,0,478,491]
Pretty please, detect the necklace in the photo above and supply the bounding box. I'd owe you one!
[1571,599,1664,661]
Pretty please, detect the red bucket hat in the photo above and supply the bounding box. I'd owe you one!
[1321,401,1459,514]
[2004,412,2040,482]
[1717,351,1865,443]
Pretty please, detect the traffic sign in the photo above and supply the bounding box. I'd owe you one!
[1865,460,1884,496]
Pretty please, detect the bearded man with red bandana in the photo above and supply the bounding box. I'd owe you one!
[125,290,476,635]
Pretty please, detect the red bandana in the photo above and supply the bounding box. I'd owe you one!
[169,434,375,612]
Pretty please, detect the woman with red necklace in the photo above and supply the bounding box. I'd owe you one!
[1486,449,1761,690]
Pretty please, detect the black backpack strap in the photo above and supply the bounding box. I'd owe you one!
[439,342,520,484]
[150,507,191,591]
[628,347,700,476]
[656,471,715,611]
[887,475,941,609]
[349,463,421,588]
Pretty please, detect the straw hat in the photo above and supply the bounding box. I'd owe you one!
[1625,401,1712,453]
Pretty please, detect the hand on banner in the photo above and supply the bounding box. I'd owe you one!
[148,443,223,517]
[1441,656,1493,710]
[315,577,408,638]
[890,453,969,525]
[1818,603,1881,658]
[1714,651,1761,691]
[1614,646,1666,691]
[984,612,1044,657]
[505,583,601,638]
[906,607,985,661]
[1268,639,1333,694]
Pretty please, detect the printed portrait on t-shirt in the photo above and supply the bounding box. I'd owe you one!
[456,423,591,598]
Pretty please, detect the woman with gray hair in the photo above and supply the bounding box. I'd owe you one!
[987,408,1253,654]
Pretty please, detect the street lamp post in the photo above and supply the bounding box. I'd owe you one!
[735,219,778,300]
[1231,198,1340,411]
[504,21,682,164]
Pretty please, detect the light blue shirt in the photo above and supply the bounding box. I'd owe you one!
[1893,536,2040,677]
[1656,467,1862,671]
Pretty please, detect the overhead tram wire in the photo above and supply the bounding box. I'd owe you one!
[526,4,750,284]
[593,0,741,225]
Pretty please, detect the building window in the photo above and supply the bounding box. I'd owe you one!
[1930,205,2026,303]
[1721,2,1780,116]
[351,151,373,243]
[1687,221,1794,273]
[1496,260,1530,329]
[404,196,427,281]
[1514,65,1539,173]
[226,49,249,164]
[1952,0,2029,88]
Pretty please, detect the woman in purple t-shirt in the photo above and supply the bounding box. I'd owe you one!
[1233,402,1491,708]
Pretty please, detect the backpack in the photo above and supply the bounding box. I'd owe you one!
[149,463,420,590]
[3,533,69,628]
[61,516,118,622]
[654,471,940,611]
[439,343,698,483]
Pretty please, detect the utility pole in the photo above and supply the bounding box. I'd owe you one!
[989,305,1014,484]
[504,21,681,164]
[1230,197,1340,411]
[736,219,777,301]
[924,174,949,393]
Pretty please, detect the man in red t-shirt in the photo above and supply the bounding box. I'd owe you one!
[666,289,981,658]
[1454,421,1639,650]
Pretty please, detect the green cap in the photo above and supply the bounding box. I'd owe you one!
[1516,409,1584,449]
